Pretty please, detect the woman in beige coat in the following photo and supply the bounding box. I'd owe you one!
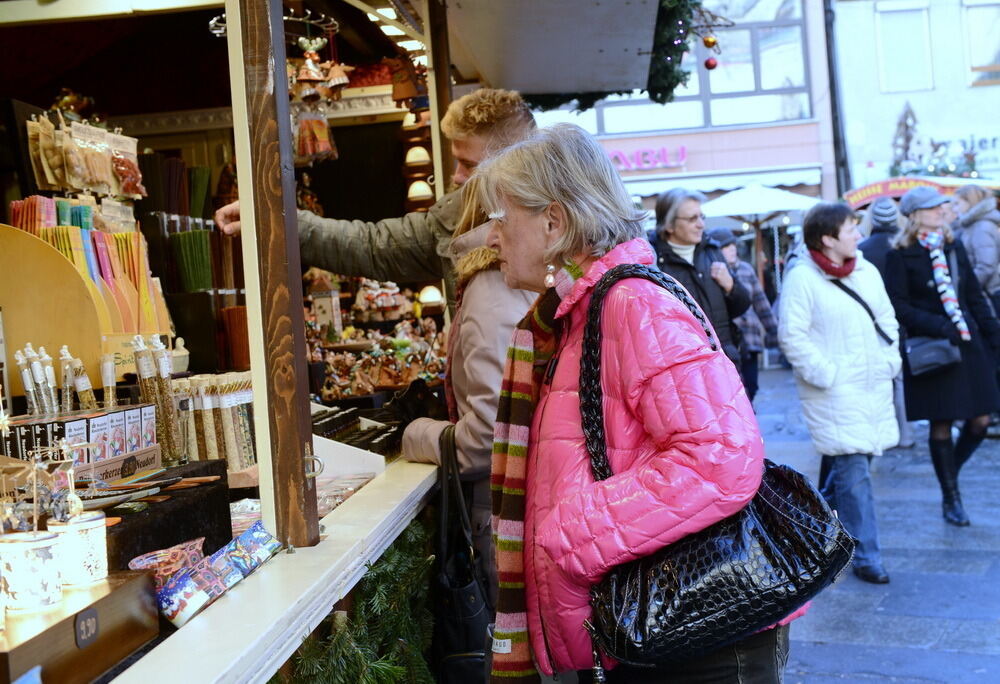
[402,177,536,603]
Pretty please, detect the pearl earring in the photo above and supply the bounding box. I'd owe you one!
[544,263,556,288]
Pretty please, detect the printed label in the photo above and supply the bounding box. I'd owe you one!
[492,638,512,655]
[136,354,156,379]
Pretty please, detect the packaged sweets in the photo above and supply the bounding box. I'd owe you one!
[235,520,282,570]
[156,569,213,628]
[128,537,206,592]
[109,132,147,198]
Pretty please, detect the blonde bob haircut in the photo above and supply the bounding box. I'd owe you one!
[475,123,646,265]
[892,213,955,249]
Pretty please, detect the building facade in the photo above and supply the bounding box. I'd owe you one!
[534,0,838,203]
[834,0,1000,188]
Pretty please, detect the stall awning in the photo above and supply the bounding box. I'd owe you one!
[622,165,822,198]
[446,0,658,93]
[844,176,1000,209]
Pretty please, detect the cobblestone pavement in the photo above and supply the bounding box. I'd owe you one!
[756,368,1000,684]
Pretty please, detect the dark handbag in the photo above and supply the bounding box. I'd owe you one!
[385,377,450,425]
[902,251,964,376]
[905,336,962,376]
[431,425,492,683]
[579,264,855,675]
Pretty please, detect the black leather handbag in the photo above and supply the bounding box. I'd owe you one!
[579,264,855,676]
[431,425,492,683]
[905,336,962,376]
[903,251,964,377]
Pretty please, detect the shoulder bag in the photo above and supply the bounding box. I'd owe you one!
[904,250,964,376]
[579,264,855,678]
[431,425,492,683]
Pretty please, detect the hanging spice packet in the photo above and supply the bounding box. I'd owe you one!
[26,119,57,191]
[109,132,147,198]
[37,114,66,189]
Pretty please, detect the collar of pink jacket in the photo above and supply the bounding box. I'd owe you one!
[554,237,656,319]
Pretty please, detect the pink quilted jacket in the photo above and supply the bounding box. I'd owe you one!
[523,238,773,675]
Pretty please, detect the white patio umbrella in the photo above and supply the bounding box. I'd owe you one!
[701,183,820,288]
[701,182,820,218]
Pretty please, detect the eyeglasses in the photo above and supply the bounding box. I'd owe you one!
[676,213,706,223]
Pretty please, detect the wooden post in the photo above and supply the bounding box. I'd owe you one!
[427,0,454,190]
[225,0,320,547]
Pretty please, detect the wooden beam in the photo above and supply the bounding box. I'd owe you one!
[0,0,222,26]
[341,0,425,43]
[226,0,319,547]
[427,0,454,191]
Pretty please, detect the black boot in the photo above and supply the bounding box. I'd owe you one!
[929,438,970,526]
[954,421,986,472]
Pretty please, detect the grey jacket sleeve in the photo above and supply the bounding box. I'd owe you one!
[296,190,462,283]
[963,222,1000,292]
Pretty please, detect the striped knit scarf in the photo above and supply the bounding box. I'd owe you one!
[490,263,582,682]
[917,230,971,341]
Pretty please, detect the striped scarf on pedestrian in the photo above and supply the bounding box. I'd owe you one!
[917,229,971,341]
[490,262,582,682]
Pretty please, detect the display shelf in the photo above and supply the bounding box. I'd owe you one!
[113,459,436,684]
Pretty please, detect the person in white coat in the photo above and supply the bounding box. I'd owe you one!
[779,202,902,585]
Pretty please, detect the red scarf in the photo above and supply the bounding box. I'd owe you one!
[809,249,856,278]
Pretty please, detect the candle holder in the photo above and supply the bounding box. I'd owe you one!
[47,511,108,587]
[0,531,62,611]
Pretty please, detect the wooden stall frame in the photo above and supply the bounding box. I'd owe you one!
[225,0,319,547]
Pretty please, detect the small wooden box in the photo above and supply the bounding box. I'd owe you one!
[0,572,158,683]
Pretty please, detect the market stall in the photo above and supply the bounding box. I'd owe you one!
[0,0,667,680]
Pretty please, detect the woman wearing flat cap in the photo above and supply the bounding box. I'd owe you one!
[885,186,1000,526]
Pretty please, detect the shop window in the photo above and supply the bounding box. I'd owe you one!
[532,107,599,134]
[703,0,802,22]
[964,1,1000,86]
[875,5,934,93]
[710,92,810,126]
[709,29,755,93]
[603,100,704,133]
[759,25,806,90]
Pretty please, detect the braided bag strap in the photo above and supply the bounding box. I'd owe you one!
[580,264,718,482]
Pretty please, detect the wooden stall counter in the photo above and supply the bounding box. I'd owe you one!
[113,459,436,684]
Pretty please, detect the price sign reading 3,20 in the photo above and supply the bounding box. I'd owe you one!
[75,607,99,648]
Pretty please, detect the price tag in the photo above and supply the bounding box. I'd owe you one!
[75,607,99,648]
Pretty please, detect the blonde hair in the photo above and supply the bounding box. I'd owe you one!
[440,88,536,151]
[892,214,955,249]
[954,184,991,207]
[475,123,646,265]
[454,175,487,239]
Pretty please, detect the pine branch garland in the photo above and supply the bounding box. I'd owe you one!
[275,520,435,684]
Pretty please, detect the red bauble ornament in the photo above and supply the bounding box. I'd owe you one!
[703,35,718,48]
[704,57,718,70]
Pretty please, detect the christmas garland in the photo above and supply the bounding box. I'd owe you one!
[524,0,702,112]
[274,521,435,684]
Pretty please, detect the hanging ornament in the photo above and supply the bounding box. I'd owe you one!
[704,57,718,70]
[702,35,718,49]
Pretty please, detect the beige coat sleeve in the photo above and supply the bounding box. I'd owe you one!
[402,270,536,477]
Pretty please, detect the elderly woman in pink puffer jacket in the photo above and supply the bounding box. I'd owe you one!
[479,123,800,684]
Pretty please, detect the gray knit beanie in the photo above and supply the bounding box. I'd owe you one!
[870,197,898,227]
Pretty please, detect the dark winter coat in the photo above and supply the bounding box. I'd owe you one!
[652,235,751,363]
[884,240,1000,420]
[858,222,897,280]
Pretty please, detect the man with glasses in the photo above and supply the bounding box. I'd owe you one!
[653,188,750,364]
